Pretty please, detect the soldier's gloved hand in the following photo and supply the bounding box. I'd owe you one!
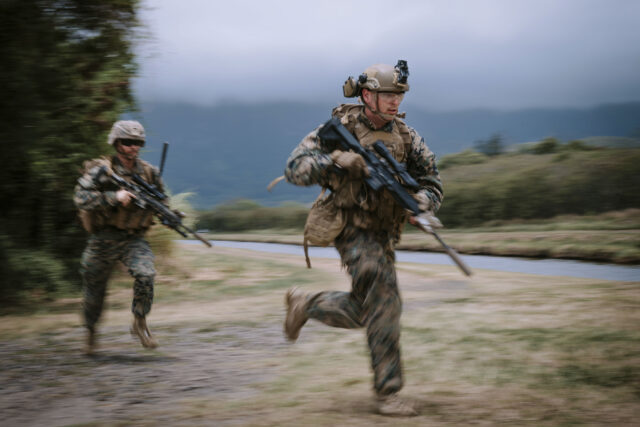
[330,150,369,179]
[116,189,136,207]
[413,192,434,213]
[409,211,442,230]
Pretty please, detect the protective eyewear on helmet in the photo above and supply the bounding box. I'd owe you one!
[118,139,145,147]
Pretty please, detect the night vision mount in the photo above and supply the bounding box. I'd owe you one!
[394,60,409,84]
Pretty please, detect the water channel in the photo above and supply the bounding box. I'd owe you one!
[181,240,640,282]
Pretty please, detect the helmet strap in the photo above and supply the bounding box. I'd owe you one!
[114,141,138,162]
[363,92,396,123]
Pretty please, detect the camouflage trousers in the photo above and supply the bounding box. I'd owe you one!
[80,228,156,329]
[304,224,403,396]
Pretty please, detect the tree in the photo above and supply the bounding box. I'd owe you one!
[474,133,505,157]
[0,0,142,305]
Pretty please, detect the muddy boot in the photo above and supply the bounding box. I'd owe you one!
[284,287,309,342]
[84,326,97,356]
[377,394,418,417]
[130,315,158,349]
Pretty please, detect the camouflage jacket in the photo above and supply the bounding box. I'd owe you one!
[285,105,443,237]
[74,155,165,233]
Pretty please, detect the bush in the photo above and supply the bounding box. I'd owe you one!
[565,140,595,151]
[197,199,309,232]
[437,148,640,227]
[532,137,560,154]
[474,134,505,156]
[438,149,488,170]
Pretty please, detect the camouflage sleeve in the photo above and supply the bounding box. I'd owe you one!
[73,165,119,211]
[284,125,335,187]
[406,127,444,213]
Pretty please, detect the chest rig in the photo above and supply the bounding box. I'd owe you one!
[328,104,412,231]
[78,156,157,234]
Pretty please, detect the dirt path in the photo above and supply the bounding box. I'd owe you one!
[0,321,301,426]
[1,244,638,426]
[0,247,355,426]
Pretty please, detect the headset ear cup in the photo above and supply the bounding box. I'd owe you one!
[342,77,359,97]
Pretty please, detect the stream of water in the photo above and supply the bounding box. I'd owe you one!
[180,240,640,282]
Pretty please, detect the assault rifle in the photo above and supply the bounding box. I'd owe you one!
[97,145,212,247]
[317,117,472,276]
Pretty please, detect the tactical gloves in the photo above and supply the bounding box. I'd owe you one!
[413,192,435,213]
[330,150,370,179]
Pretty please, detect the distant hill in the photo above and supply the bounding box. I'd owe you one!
[134,101,640,208]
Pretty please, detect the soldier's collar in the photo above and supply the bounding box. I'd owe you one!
[112,155,144,176]
[358,111,395,132]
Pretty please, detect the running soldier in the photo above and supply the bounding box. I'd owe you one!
[283,61,443,416]
[75,120,164,354]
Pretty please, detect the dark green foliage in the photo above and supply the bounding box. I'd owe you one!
[196,200,309,232]
[474,133,505,156]
[531,137,560,154]
[438,149,488,170]
[142,102,640,208]
[438,149,640,227]
[0,0,140,304]
[565,139,594,151]
[196,147,640,231]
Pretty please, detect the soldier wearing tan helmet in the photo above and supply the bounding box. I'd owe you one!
[74,120,166,354]
[282,61,443,416]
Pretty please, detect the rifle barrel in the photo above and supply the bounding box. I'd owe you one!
[159,142,169,177]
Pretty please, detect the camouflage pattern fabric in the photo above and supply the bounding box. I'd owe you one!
[80,229,155,328]
[284,107,442,397]
[75,155,163,329]
[285,111,443,214]
[303,224,403,396]
[74,155,164,232]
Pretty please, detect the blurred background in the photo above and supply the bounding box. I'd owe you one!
[1,0,639,304]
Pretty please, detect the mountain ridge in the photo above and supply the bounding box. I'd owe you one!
[133,101,640,208]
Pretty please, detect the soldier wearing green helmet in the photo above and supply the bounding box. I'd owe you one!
[282,60,443,416]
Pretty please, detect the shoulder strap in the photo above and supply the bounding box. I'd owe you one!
[267,175,286,192]
[394,118,413,148]
[138,159,156,183]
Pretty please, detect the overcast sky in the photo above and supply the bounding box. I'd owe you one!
[134,0,640,111]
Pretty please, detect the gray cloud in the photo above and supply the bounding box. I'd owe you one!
[134,0,640,110]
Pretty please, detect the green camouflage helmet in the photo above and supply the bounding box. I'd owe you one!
[343,60,410,97]
[107,120,146,145]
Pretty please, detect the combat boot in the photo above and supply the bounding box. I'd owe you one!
[130,315,158,349]
[377,394,418,417]
[84,326,97,356]
[284,287,308,342]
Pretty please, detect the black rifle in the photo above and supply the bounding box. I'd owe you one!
[99,167,212,248]
[318,117,472,276]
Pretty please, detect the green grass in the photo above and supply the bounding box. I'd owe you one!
[1,242,638,426]
[202,209,640,264]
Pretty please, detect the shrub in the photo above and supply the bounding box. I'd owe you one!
[438,149,488,170]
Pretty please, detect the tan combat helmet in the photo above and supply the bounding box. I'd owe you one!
[107,120,146,145]
[343,60,410,98]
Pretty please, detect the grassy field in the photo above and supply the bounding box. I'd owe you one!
[0,242,638,425]
[202,209,640,264]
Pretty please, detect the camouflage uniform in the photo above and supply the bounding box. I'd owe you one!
[284,105,443,397]
[74,155,164,330]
